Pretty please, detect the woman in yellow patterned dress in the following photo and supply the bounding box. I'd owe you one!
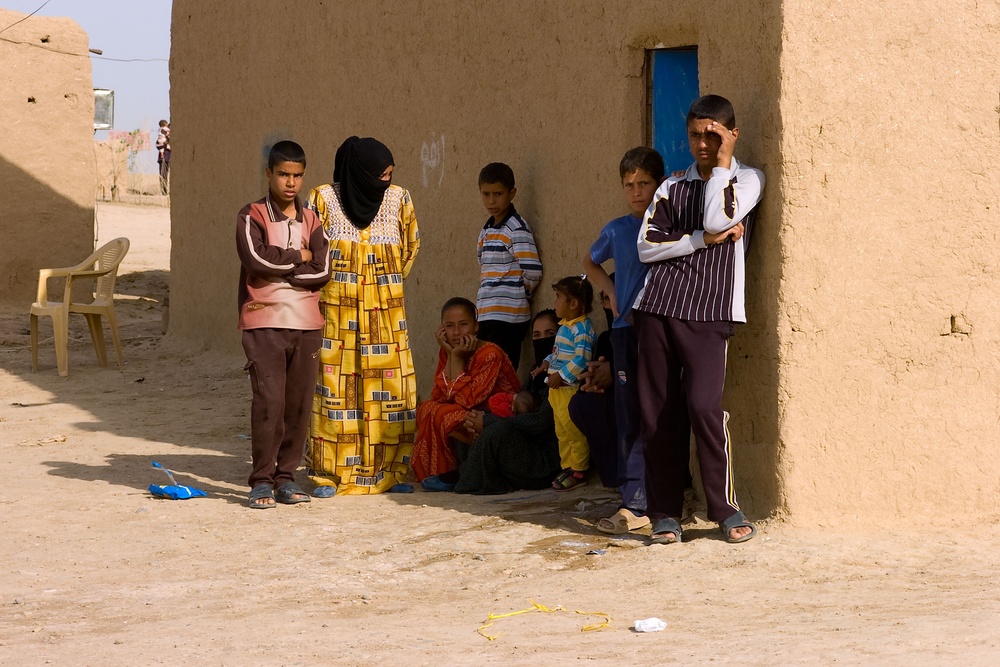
[306,136,420,495]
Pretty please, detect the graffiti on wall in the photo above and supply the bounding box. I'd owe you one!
[419,133,445,188]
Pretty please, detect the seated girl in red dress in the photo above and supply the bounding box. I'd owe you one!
[412,297,520,484]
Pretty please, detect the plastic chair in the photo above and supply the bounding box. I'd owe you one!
[29,237,130,377]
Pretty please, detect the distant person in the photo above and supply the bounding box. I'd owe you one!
[235,140,331,509]
[634,94,766,545]
[306,136,420,496]
[530,276,595,491]
[475,162,542,370]
[582,146,666,535]
[156,119,170,195]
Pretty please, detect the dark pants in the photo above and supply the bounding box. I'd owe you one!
[477,319,529,371]
[242,328,322,489]
[158,158,170,195]
[610,326,647,514]
[568,388,618,488]
[635,311,739,522]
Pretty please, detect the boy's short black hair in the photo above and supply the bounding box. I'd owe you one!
[158,119,169,127]
[552,276,594,314]
[478,162,515,190]
[441,296,477,320]
[687,95,737,130]
[268,140,307,170]
[619,147,665,181]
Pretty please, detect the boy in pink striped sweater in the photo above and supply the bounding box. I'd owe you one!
[235,140,331,508]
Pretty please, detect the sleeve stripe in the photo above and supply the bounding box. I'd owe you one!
[243,214,295,271]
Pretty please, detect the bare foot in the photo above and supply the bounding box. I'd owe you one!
[729,525,752,541]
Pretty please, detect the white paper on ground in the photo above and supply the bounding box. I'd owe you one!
[633,617,667,632]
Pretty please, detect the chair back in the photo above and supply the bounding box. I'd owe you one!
[93,237,130,303]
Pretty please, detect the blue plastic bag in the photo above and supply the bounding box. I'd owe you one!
[148,461,207,500]
[148,483,207,500]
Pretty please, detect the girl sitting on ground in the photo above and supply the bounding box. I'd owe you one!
[412,297,520,486]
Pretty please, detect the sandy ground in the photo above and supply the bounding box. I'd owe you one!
[1,203,999,665]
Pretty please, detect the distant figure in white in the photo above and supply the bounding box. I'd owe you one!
[156,119,171,195]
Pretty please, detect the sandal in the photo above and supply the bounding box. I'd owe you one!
[421,475,456,492]
[648,517,682,545]
[248,483,275,509]
[720,510,756,543]
[597,508,650,535]
[552,469,587,492]
[275,482,311,505]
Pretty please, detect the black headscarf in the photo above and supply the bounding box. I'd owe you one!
[527,334,557,397]
[333,136,395,229]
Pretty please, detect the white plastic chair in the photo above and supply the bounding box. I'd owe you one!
[29,237,130,377]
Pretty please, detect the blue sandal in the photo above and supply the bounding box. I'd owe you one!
[421,475,456,492]
[275,482,311,504]
[248,483,275,509]
[720,511,756,543]
[649,517,682,545]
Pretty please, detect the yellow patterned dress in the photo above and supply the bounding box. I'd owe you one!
[306,182,420,494]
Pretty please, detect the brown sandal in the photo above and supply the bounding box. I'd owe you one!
[597,508,650,534]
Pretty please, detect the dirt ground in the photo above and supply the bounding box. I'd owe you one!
[1,203,999,665]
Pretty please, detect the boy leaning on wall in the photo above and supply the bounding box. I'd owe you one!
[632,95,766,545]
[235,140,331,509]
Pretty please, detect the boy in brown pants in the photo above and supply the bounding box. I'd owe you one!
[236,140,331,508]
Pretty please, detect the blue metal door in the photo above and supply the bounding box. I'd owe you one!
[649,48,699,174]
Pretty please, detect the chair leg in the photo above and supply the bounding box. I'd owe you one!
[84,313,108,367]
[106,308,124,370]
[52,308,69,377]
[30,313,39,372]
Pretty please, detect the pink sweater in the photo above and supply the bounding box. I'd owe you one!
[236,194,331,330]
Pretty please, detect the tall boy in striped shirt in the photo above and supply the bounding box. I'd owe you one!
[475,162,543,370]
[633,95,766,545]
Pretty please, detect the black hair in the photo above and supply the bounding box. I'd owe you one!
[268,140,307,170]
[158,119,169,127]
[687,94,736,130]
[552,276,594,314]
[478,162,516,190]
[619,147,665,181]
[532,308,559,327]
[440,296,477,321]
[514,389,540,413]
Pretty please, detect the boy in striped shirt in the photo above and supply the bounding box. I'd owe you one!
[633,95,766,545]
[476,162,543,370]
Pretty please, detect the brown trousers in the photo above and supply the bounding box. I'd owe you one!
[242,328,322,489]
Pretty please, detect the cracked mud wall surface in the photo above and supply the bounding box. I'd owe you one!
[169,1,782,514]
[0,9,95,303]
[777,1,1000,524]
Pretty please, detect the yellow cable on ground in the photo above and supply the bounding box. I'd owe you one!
[477,599,611,640]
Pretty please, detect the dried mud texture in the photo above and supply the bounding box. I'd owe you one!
[2,204,1000,664]
[169,0,784,518]
[776,1,1000,526]
[0,8,96,304]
